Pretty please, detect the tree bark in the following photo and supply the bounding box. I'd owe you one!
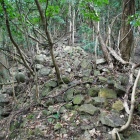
[1,1,34,76]
[34,0,62,83]
[119,0,135,61]
[93,22,113,68]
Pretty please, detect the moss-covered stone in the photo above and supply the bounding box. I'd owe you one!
[34,54,47,64]
[45,98,55,106]
[0,94,9,106]
[92,97,106,106]
[82,69,91,76]
[88,87,99,97]
[78,104,99,115]
[42,110,51,116]
[107,77,114,88]
[64,102,73,109]
[15,72,25,83]
[41,86,51,97]
[73,95,84,105]
[114,83,126,95]
[61,76,71,84]
[118,75,129,86]
[81,59,90,69]
[112,100,124,112]
[98,88,117,99]
[54,122,62,130]
[98,76,108,83]
[48,105,57,113]
[44,80,58,88]
[38,67,51,76]
[100,111,125,127]
[74,88,82,95]
[59,106,67,114]
[64,88,74,102]
[94,70,100,76]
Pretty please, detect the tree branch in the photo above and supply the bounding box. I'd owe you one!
[1,1,34,76]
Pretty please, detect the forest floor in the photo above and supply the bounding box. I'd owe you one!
[0,44,140,140]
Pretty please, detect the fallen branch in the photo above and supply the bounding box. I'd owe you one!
[107,47,129,65]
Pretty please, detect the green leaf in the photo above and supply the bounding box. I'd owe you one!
[27,114,35,120]
[46,5,60,18]
[128,13,140,27]
[39,0,46,2]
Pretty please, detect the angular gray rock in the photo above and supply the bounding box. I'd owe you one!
[100,111,125,127]
[78,104,99,115]
[0,94,9,106]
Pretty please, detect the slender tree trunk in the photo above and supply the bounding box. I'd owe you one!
[34,0,62,83]
[119,0,135,61]
[94,21,99,68]
[1,1,34,76]
[93,22,113,68]
[68,3,72,45]
[72,7,75,46]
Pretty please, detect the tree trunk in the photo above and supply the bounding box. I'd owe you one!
[68,3,72,45]
[72,7,75,46]
[34,0,62,84]
[0,52,9,89]
[119,0,135,61]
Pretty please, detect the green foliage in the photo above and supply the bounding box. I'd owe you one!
[128,12,140,27]
[94,0,109,5]
[112,1,120,7]
[46,5,60,18]
[27,114,35,120]
[51,16,65,24]
[79,0,109,21]
[0,4,3,15]
[81,39,102,54]
[30,16,40,24]
[82,41,95,53]
[39,0,46,2]
[79,24,92,34]
[60,0,67,4]
[2,1,19,19]
[25,0,34,3]
[79,1,99,21]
